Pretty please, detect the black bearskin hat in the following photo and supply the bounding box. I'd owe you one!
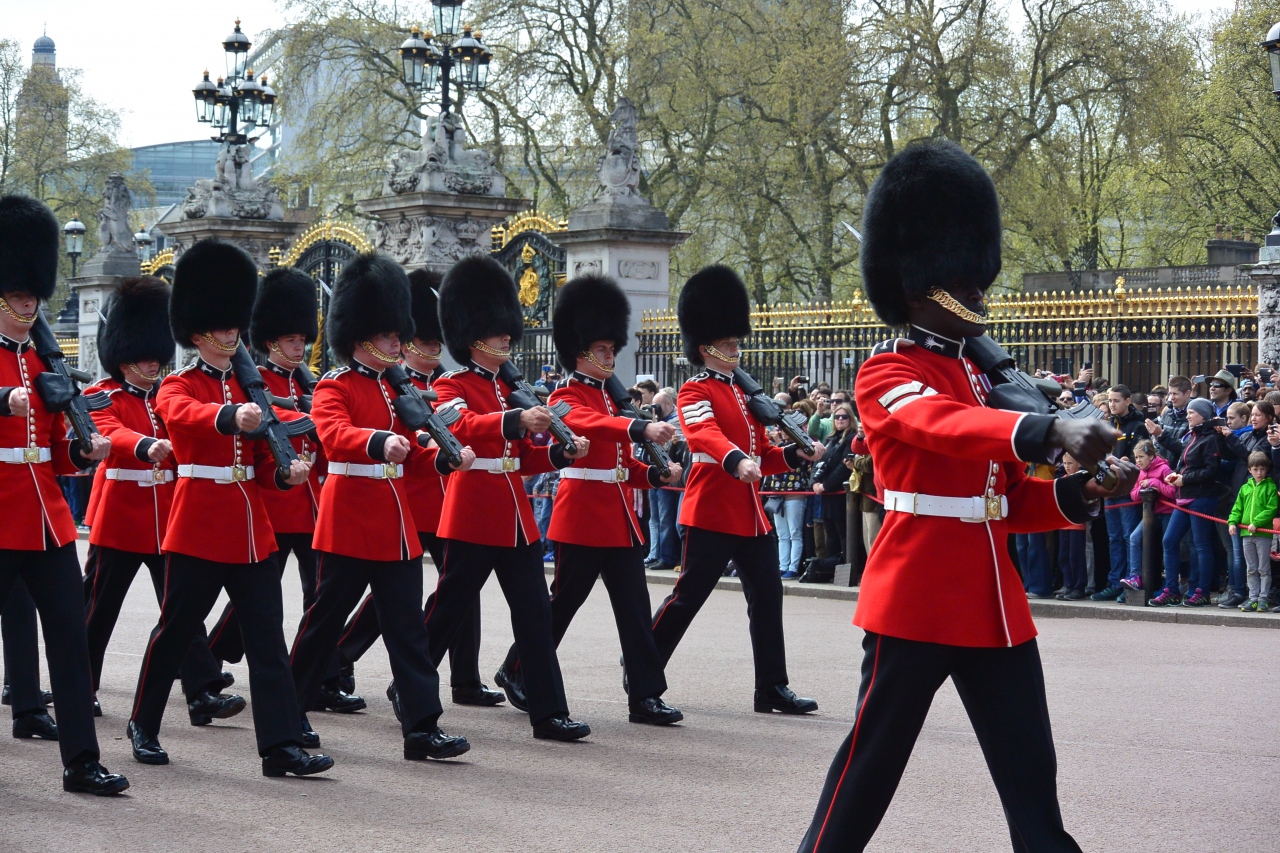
[860,139,1002,326]
[249,267,319,352]
[170,239,258,345]
[407,268,444,344]
[98,277,173,382]
[677,265,751,367]
[325,252,414,362]
[552,274,631,372]
[438,255,524,365]
[0,195,60,301]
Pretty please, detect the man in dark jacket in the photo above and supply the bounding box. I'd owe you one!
[1092,385,1149,601]
[1146,375,1191,466]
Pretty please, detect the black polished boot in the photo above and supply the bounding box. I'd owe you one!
[300,714,321,749]
[217,670,236,690]
[126,721,169,765]
[532,715,591,741]
[386,680,402,723]
[451,684,505,707]
[261,745,334,778]
[494,665,529,713]
[404,728,471,760]
[753,684,818,714]
[628,697,683,726]
[63,758,129,795]
[188,691,247,726]
[312,683,366,713]
[92,694,102,717]
[12,710,58,740]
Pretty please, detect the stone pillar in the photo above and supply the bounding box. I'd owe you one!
[358,191,529,272]
[155,217,307,271]
[1246,262,1280,366]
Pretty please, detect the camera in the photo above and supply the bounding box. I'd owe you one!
[1208,416,1227,428]
[639,403,658,419]
[1262,368,1274,384]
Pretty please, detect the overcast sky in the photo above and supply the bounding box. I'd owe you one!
[2,0,1242,150]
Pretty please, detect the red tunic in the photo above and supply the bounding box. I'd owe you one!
[546,373,659,548]
[0,334,87,550]
[853,331,1090,648]
[433,363,566,547]
[676,368,797,537]
[311,362,448,561]
[156,359,286,564]
[254,362,323,535]
[404,365,449,534]
[85,378,175,554]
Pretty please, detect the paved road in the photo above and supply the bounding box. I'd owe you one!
[1,543,1275,852]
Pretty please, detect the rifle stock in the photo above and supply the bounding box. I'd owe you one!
[230,343,306,472]
[731,367,817,454]
[497,361,579,446]
[603,374,671,478]
[30,314,109,454]
[382,364,464,468]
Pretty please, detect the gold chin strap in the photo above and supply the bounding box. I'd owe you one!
[581,350,615,373]
[926,288,987,326]
[200,332,239,352]
[127,363,161,382]
[404,340,440,360]
[359,340,399,364]
[703,344,742,364]
[471,340,509,359]
[267,340,304,366]
[0,297,35,325]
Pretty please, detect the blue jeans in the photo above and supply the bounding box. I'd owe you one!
[773,498,807,574]
[1058,529,1088,592]
[1105,499,1141,586]
[1015,533,1052,596]
[647,486,681,566]
[1162,497,1217,594]
[1127,512,1171,585]
[1230,532,1247,597]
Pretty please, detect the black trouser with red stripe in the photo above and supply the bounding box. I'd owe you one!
[83,544,223,701]
[209,532,317,664]
[798,633,1081,853]
[650,527,788,689]
[425,538,568,725]
[336,532,483,689]
[0,543,101,766]
[2,579,43,716]
[130,554,302,755]
[290,551,443,735]
[501,542,666,701]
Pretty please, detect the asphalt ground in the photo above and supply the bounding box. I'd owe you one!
[0,541,1276,852]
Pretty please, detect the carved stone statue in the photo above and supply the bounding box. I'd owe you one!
[381,109,505,197]
[182,141,283,221]
[595,97,642,200]
[95,174,135,255]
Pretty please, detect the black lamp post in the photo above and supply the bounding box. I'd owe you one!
[1262,23,1280,261]
[63,216,85,278]
[191,19,273,146]
[398,0,492,120]
[134,230,155,266]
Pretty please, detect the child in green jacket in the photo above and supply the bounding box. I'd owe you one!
[1228,451,1278,612]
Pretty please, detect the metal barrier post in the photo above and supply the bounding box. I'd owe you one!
[1131,489,1158,606]
[833,489,864,587]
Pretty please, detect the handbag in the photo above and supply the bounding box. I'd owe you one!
[763,496,783,516]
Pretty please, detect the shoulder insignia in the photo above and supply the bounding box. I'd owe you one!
[438,368,467,379]
[320,367,350,381]
[173,362,197,375]
[869,338,911,358]
[687,371,709,382]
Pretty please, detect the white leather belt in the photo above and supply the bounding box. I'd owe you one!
[472,457,521,474]
[106,467,173,486]
[0,447,51,464]
[560,466,628,483]
[177,464,255,484]
[691,452,759,466]
[883,489,1008,522]
[327,462,403,479]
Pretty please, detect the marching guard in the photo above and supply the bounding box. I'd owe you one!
[127,239,331,778]
[426,255,592,741]
[797,140,1136,852]
[0,194,127,794]
[288,253,473,761]
[650,266,823,714]
[83,276,240,723]
[497,274,684,725]
[338,269,504,708]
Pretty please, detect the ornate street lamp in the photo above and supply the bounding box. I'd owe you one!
[192,21,269,147]
[63,216,85,278]
[1262,23,1280,262]
[134,230,155,265]
[258,75,277,128]
[193,70,217,122]
[432,0,464,38]
[223,19,251,82]
[397,0,493,117]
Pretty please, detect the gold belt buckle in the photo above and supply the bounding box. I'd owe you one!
[298,451,313,463]
[22,447,40,463]
[152,468,167,483]
[501,457,516,473]
[985,493,1002,520]
[384,463,399,479]
[231,465,248,482]
[615,466,627,482]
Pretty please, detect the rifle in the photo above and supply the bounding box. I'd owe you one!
[497,360,579,447]
[29,313,111,454]
[604,374,672,479]
[293,361,317,414]
[230,342,314,471]
[731,367,817,455]
[382,364,465,469]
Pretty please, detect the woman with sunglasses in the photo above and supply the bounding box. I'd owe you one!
[808,403,858,581]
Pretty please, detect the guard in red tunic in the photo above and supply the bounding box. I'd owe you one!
[650,266,823,714]
[426,255,592,742]
[336,269,503,708]
[83,276,239,724]
[0,195,127,794]
[205,267,365,714]
[498,274,683,725]
[288,253,473,761]
[797,141,1135,853]
[127,239,332,779]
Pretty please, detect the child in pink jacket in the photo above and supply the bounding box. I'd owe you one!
[1121,440,1178,591]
